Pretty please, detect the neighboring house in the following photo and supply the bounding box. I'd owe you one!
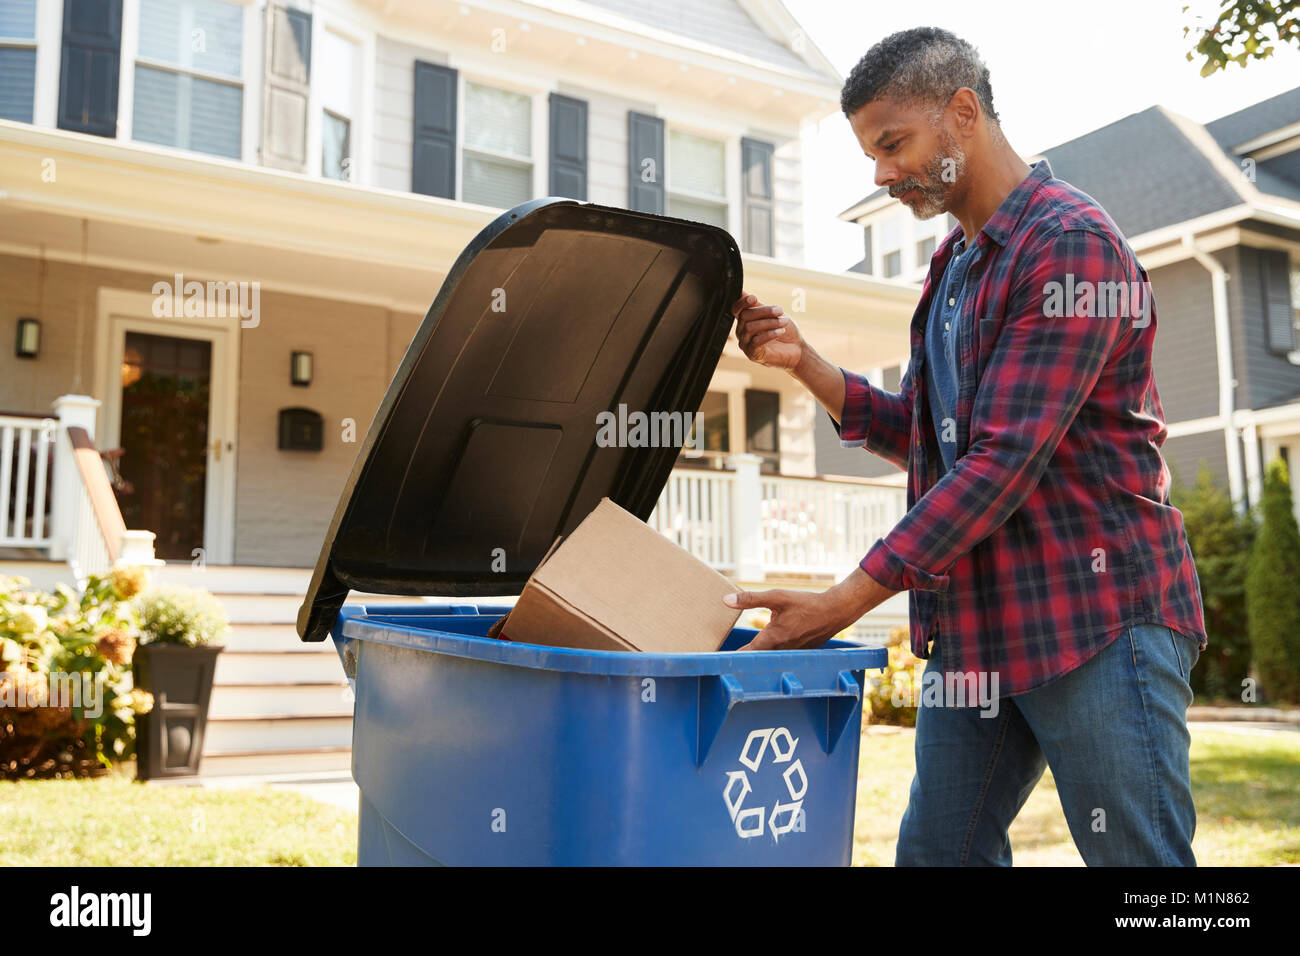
[834,86,1300,527]
[0,0,917,772]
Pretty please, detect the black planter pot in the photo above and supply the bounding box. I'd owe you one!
[133,644,224,780]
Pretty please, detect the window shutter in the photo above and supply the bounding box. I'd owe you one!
[1261,250,1296,354]
[412,60,457,198]
[261,3,311,171]
[57,0,122,137]
[627,111,663,214]
[862,225,873,275]
[741,137,774,255]
[548,92,587,200]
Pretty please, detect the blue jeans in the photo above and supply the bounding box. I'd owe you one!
[894,622,1200,866]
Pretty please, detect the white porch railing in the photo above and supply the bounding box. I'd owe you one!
[0,413,54,549]
[648,453,907,582]
[2,394,160,587]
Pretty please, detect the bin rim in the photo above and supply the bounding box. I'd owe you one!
[334,605,888,677]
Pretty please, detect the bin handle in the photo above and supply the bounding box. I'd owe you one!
[696,670,861,768]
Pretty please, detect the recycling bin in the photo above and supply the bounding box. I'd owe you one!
[298,196,888,865]
[330,603,885,866]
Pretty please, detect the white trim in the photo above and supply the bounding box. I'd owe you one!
[31,0,61,127]
[94,288,239,564]
[239,0,260,166]
[1165,415,1225,439]
[1234,120,1300,157]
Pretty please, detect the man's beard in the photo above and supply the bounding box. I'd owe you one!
[889,131,964,220]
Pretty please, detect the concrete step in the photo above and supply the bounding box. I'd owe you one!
[205,714,353,753]
[198,747,353,778]
[209,682,353,718]
[215,650,346,685]
[222,623,334,653]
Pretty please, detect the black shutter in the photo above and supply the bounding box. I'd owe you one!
[862,225,873,275]
[413,61,457,198]
[261,3,312,171]
[627,111,663,214]
[741,137,774,255]
[548,93,587,200]
[1261,250,1296,354]
[57,0,122,137]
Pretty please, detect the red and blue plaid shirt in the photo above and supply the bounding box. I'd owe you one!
[833,159,1208,695]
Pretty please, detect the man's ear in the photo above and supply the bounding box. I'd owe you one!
[947,87,980,136]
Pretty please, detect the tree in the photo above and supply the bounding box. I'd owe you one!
[1171,463,1255,699]
[1184,1,1299,76]
[1244,458,1300,703]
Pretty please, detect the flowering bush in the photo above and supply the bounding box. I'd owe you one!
[134,586,229,647]
[0,567,153,779]
[864,626,920,727]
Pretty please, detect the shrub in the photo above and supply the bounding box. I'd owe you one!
[1244,459,1300,704]
[134,586,230,647]
[0,570,152,778]
[1170,464,1255,700]
[864,626,919,726]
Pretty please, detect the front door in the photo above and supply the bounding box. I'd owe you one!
[116,331,213,560]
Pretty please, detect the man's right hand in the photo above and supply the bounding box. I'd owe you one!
[730,291,805,372]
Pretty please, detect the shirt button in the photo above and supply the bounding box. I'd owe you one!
[944,321,950,331]
[947,297,956,306]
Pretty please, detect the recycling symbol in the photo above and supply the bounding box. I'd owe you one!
[722,726,808,841]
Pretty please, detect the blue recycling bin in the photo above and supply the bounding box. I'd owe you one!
[330,603,885,866]
[298,197,888,865]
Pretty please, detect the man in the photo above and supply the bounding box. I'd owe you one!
[724,27,1208,866]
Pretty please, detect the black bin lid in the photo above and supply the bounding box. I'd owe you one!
[297,197,743,641]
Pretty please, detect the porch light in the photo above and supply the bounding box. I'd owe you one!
[15,318,39,358]
[291,351,313,386]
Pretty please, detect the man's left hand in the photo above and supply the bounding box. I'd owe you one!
[722,567,900,650]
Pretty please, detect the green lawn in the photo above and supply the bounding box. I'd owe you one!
[2,726,1296,866]
[855,724,1300,866]
[0,769,356,866]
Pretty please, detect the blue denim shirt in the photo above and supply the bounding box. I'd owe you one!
[924,233,980,474]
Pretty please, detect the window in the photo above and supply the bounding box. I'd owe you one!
[667,128,726,229]
[462,79,532,208]
[133,0,243,159]
[879,214,902,278]
[916,235,936,265]
[745,389,780,474]
[319,29,357,180]
[682,391,730,469]
[0,0,36,122]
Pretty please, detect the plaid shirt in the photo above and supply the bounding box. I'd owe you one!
[833,159,1208,695]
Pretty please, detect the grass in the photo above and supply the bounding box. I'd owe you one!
[853,724,1300,866]
[0,767,356,866]
[2,726,1296,866]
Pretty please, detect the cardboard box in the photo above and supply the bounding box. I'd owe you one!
[496,497,743,652]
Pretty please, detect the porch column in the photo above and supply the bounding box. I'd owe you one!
[728,453,764,582]
[1242,422,1262,511]
[47,394,100,561]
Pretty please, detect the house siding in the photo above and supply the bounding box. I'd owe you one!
[372,37,450,194]
[555,79,654,209]
[813,404,903,479]
[1164,428,1230,492]
[1147,256,1221,423]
